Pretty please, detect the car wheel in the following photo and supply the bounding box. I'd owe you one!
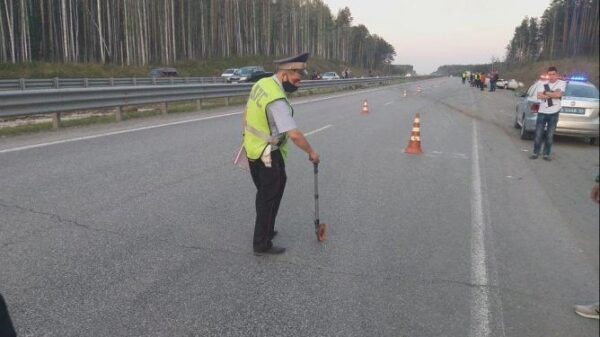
[520,115,531,139]
[589,137,598,145]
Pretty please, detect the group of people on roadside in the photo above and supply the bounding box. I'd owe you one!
[463,70,500,91]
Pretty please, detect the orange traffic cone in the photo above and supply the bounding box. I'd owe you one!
[361,99,369,115]
[404,113,423,155]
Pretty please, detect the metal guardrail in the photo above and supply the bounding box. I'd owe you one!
[0,77,401,119]
[0,76,226,91]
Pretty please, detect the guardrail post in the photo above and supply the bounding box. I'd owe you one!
[169,78,174,85]
[184,77,189,84]
[161,102,168,115]
[225,97,230,106]
[19,78,25,90]
[115,106,123,122]
[110,77,114,86]
[54,77,59,89]
[84,78,89,87]
[52,112,61,129]
[133,77,137,86]
[196,99,202,110]
[152,77,157,85]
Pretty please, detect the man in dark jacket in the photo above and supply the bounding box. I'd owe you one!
[0,294,16,337]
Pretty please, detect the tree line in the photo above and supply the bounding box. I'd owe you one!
[432,64,496,76]
[505,0,599,64]
[0,0,396,70]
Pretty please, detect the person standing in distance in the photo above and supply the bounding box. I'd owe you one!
[243,52,320,255]
[529,66,566,161]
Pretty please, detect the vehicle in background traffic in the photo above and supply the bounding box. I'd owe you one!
[321,72,340,80]
[227,66,273,83]
[149,67,178,77]
[506,79,522,90]
[514,76,599,144]
[496,79,508,89]
[220,68,239,80]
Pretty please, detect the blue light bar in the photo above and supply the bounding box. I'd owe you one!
[567,73,588,81]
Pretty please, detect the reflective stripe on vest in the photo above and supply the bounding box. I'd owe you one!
[243,77,292,160]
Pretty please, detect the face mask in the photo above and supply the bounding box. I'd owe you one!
[282,80,298,93]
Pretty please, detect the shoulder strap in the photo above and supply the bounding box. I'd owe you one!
[243,107,278,145]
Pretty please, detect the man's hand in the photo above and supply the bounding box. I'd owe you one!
[309,151,320,164]
[591,183,600,204]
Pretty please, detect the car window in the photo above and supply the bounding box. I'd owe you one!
[565,83,599,99]
[224,69,235,74]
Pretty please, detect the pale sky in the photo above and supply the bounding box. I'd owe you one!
[324,0,553,74]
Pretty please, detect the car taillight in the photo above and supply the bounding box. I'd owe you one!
[531,103,540,113]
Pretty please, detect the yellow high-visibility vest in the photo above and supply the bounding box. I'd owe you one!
[243,77,293,160]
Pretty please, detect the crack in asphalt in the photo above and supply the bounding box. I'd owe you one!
[0,198,121,248]
[0,197,494,290]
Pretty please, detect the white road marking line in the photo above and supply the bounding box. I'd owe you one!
[305,124,333,136]
[384,101,393,106]
[470,120,491,337]
[0,112,242,154]
[0,83,403,154]
[424,151,468,159]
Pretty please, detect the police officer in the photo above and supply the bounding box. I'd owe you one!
[243,52,320,255]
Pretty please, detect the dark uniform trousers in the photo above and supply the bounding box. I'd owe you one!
[249,149,287,251]
[0,294,16,337]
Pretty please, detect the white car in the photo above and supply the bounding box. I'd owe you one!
[321,72,340,80]
[220,68,239,80]
[496,79,508,89]
[506,79,523,90]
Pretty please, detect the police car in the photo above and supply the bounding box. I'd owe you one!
[514,75,599,144]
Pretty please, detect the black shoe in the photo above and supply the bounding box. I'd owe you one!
[269,230,278,240]
[254,245,286,255]
[529,154,539,160]
[543,155,552,161]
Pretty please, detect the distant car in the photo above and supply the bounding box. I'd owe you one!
[228,66,273,83]
[221,68,239,80]
[496,79,508,89]
[506,79,521,90]
[321,72,340,80]
[149,67,178,77]
[514,77,599,143]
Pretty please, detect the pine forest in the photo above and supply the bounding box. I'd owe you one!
[0,0,396,70]
[505,0,599,64]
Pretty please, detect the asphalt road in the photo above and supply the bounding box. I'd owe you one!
[1,78,598,337]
